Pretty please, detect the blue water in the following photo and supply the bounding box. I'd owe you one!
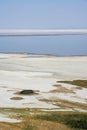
[0,35,87,56]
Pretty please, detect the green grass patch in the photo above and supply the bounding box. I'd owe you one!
[35,112,87,130]
[58,80,87,88]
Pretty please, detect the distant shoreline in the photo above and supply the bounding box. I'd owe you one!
[0,52,87,57]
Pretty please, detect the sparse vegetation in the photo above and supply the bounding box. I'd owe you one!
[19,90,34,95]
[39,98,87,110]
[10,97,24,100]
[58,80,87,88]
[0,108,87,130]
[35,112,87,130]
[50,85,75,93]
[16,89,39,96]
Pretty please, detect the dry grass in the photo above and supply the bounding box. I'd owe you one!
[35,111,87,130]
[39,98,87,110]
[28,119,70,130]
[0,122,22,130]
[58,80,87,88]
[0,108,87,130]
[58,99,87,110]
[10,97,24,100]
[0,119,70,130]
[50,85,75,94]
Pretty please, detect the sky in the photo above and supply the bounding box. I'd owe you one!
[0,0,87,55]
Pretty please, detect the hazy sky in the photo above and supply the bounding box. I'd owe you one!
[0,0,87,55]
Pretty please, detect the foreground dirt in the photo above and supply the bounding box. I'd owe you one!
[0,120,70,130]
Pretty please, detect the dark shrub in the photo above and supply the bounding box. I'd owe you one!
[19,90,34,95]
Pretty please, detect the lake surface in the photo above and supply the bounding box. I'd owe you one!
[0,35,87,56]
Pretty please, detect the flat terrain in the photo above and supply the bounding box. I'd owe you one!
[0,108,87,130]
[0,54,87,129]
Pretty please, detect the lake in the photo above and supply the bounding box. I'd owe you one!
[0,35,87,56]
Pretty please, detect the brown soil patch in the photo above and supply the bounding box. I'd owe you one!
[0,122,22,130]
[50,85,75,94]
[39,98,87,110]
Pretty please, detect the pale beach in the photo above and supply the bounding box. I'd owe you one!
[0,53,87,110]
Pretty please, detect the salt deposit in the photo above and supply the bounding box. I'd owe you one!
[0,114,21,123]
[0,54,87,110]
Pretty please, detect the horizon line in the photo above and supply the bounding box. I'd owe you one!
[0,29,87,36]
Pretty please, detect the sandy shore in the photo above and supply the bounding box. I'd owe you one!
[0,54,87,110]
